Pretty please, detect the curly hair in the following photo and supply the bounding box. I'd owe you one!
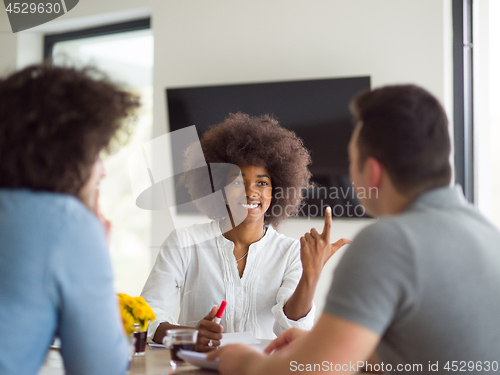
[182,112,312,227]
[0,64,140,196]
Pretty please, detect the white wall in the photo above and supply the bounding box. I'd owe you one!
[0,0,453,316]
[152,0,453,314]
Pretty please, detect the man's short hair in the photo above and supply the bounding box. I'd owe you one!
[350,84,452,195]
[0,64,140,196]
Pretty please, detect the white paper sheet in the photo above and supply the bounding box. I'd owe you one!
[177,350,219,370]
[148,331,260,351]
[220,332,260,346]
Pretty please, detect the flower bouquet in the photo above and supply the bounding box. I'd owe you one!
[118,293,156,356]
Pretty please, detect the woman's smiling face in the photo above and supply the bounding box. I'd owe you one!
[224,165,273,226]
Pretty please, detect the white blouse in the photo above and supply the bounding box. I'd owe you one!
[141,220,315,340]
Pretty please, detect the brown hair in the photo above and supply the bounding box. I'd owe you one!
[0,64,140,196]
[350,84,451,195]
[182,112,312,227]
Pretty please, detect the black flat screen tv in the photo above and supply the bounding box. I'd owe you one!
[166,76,371,218]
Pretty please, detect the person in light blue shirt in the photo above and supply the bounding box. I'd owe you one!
[0,64,140,375]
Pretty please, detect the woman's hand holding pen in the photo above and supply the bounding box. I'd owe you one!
[196,306,224,352]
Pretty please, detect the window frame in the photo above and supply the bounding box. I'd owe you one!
[453,0,474,202]
[43,18,151,60]
[43,18,155,294]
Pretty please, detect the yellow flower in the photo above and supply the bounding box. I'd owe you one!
[133,305,146,319]
[121,311,135,335]
[117,293,156,334]
[119,293,133,306]
[146,305,156,321]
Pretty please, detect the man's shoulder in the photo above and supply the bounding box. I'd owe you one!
[345,212,432,266]
[0,189,98,232]
[351,197,500,260]
[351,217,410,250]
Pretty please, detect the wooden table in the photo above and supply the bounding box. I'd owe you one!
[129,346,214,375]
[39,346,216,375]
[41,344,371,374]
[128,344,372,374]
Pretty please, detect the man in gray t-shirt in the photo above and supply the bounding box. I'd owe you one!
[208,85,500,375]
[325,185,500,372]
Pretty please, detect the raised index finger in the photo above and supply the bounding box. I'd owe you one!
[321,206,332,241]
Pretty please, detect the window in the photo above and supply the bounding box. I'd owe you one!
[485,0,500,228]
[46,20,153,295]
[452,0,474,202]
[458,0,500,229]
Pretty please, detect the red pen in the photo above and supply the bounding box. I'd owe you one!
[213,300,226,324]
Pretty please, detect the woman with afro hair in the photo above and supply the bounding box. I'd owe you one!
[141,113,349,351]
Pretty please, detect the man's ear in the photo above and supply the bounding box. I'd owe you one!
[366,157,382,188]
